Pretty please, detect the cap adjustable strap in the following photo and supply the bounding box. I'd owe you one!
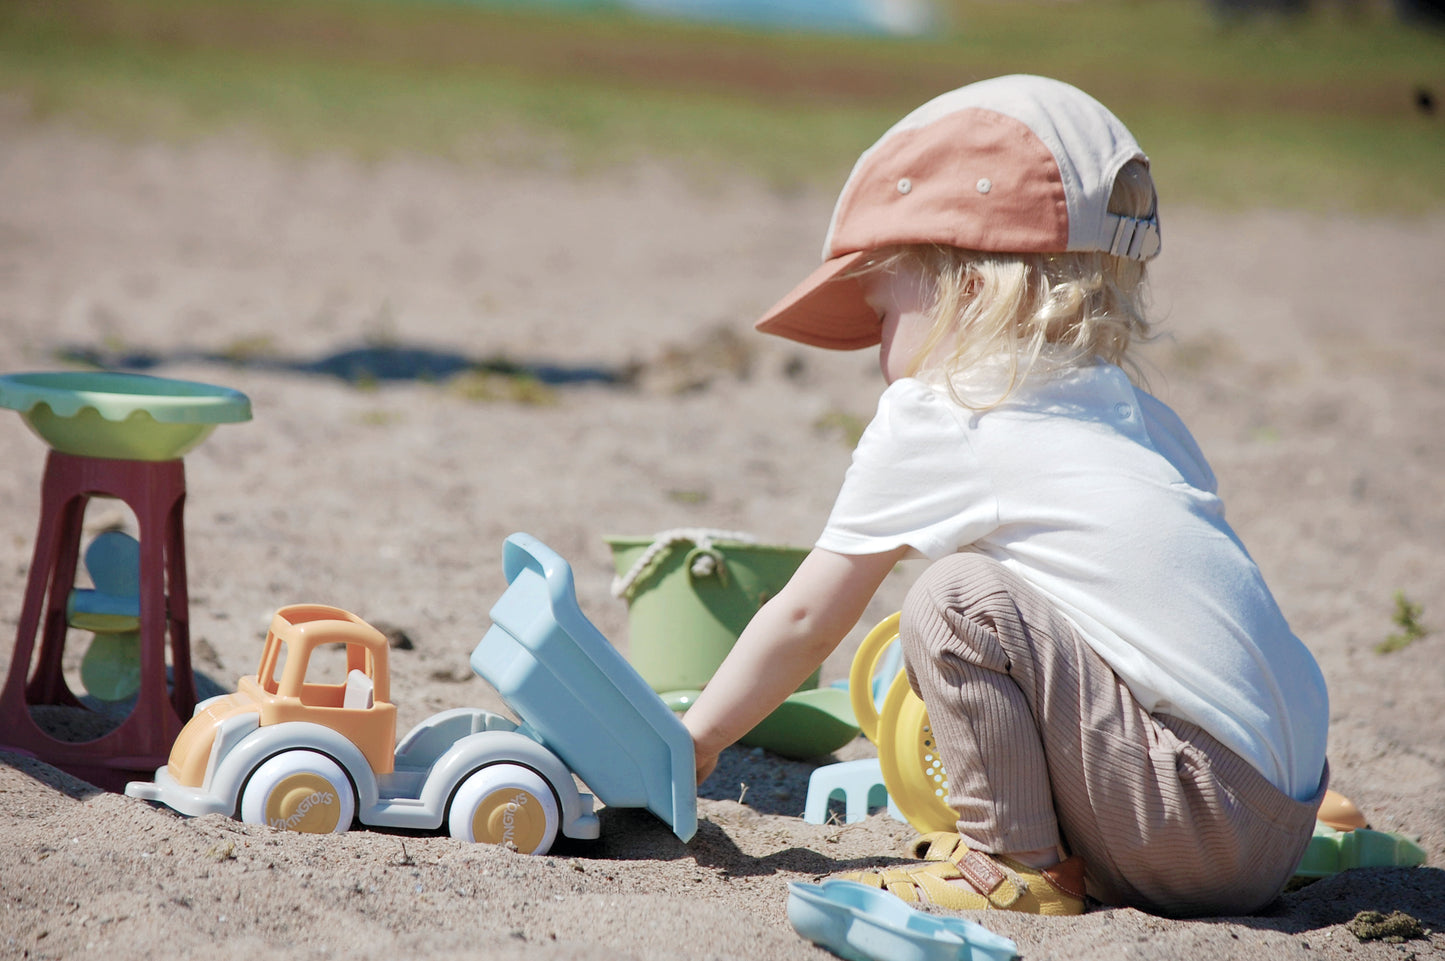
[1104,213,1162,260]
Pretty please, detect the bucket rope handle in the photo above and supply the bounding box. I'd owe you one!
[610,528,759,601]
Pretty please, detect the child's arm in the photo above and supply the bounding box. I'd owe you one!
[683,545,909,784]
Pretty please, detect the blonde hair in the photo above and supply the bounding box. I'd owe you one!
[859,159,1157,408]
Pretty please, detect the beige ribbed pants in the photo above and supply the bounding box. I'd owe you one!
[900,552,1327,917]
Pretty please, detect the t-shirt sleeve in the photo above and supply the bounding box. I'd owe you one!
[816,379,999,560]
[1135,389,1218,495]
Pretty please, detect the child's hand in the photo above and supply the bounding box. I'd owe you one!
[681,546,907,790]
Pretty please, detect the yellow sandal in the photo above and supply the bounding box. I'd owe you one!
[836,832,1086,916]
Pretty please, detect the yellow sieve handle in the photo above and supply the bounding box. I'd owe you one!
[849,612,902,744]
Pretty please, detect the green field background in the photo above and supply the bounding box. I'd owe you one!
[1,0,1442,213]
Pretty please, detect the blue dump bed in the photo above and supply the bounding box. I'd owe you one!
[470,533,697,843]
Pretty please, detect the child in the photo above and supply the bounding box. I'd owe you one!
[681,75,1329,918]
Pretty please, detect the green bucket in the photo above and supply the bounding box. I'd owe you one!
[606,533,811,694]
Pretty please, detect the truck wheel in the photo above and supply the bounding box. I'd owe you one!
[240,751,356,834]
[448,764,559,855]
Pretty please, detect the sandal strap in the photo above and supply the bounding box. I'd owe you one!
[955,850,1023,907]
[911,831,967,862]
[907,834,1028,907]
[870,856,1024,910]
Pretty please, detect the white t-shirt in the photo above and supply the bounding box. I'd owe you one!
[818,360,1328,800]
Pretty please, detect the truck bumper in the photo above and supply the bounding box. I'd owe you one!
[125,767,235,819]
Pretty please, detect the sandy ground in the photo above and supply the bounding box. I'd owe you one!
[0,116,1442,960]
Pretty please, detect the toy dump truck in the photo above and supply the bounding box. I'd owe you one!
[125,533,697,854]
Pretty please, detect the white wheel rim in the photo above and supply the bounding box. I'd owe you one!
[240,751,355,834]
[449,765,559,855]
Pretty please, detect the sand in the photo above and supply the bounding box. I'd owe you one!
[0,117,1441,960]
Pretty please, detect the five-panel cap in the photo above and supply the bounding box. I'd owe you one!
[755,74,1161,350]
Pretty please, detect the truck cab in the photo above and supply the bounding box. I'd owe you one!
[164,605,397,789]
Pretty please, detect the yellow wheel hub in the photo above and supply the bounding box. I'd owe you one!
[264,772,343,833]
[472,787,548,853]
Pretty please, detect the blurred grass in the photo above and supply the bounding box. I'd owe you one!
[0,0,1441,212]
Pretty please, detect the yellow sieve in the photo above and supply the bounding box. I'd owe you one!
[849,613,957,834]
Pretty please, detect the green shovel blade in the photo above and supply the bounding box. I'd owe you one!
[81,633,143,702]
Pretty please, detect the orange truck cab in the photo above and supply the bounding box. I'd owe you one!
[164,605,398,790]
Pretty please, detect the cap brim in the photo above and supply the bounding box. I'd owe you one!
[754,250,881,350]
